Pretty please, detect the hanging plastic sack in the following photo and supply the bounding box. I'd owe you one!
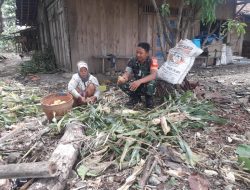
[157,39,203,84]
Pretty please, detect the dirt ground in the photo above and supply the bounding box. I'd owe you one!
[0,53,250,190]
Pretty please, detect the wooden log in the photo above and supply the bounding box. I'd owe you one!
[28,122,84,190]
[0,161,57,179]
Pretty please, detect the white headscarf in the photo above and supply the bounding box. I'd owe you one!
[77,61,88,71]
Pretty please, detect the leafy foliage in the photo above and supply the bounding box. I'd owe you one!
[188,0,225,24]
[154,0,227,57]
[160,3,170,17]
[236,144,250,171]
[0,81,43,127]
[0,0,16,52]
[20,48,57,75]
[49,91,226,177]
[221,19,247,37]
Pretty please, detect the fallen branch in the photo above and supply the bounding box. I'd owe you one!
[0,161,57,179]
[20,179,34,190]
[18,142,38,163]
[28,122,85,190]
[234,172,250,184]
[139,155,157,188]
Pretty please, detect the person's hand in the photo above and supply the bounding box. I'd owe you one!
[117,76,126,85]
[76,96,86,105]
[86,96,97,104]
[78,96,86,104]
[129,80,142,91]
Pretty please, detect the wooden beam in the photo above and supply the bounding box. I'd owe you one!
[236,3,247,15]
[0,162,57,179]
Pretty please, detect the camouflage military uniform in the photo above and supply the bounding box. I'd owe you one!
[119,57,156,97]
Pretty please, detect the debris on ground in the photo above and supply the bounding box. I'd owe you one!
[0,56,249,189]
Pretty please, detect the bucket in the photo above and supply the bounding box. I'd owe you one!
[41,93,74,121]
[192,38,201,48]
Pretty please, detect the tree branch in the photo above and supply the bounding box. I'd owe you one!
[175,0,185,42]
[150,0,167,60]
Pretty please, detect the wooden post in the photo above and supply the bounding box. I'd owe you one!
[102,58,105,74]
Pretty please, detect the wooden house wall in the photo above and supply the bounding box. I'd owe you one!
[38,0,238,72]
[244,21,250,41]
[227,31,244,55]
[138,0,200,56]
[37,0,50,51]
[216,0,236,20]
[65,0,138,73]
[47,0,71,70]
[38,0,71,70]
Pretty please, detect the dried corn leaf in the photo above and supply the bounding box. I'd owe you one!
[117,159,145,190]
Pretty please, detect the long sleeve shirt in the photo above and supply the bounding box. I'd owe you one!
[68,73,100,99]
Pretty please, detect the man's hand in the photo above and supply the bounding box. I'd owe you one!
[86,96,97,104]
[129,80,142,91]
[117,76,126,85]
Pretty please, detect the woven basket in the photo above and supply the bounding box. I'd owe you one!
[41,93,74,121]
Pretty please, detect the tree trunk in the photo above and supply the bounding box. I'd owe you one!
[28,122,85,190]
[175,0,185,43]
[0,162,57,179]
[150,0,167,60]
[183,19,191,39]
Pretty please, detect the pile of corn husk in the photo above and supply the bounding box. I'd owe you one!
[0,80,43,127]
[1,81,249,189]
[51,88,228,189]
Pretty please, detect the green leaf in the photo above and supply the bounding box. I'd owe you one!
[77,165,89,180]
[236,144,250,170]
[57,115,66,133]
[117,129,145,137]
[129,144,141,166]
[238,157,250,171]
[178,137,195,166]
[236,144,250,157]
[120,139,135,168]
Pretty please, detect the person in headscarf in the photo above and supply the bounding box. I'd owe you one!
[68,61,100,105]
[117,42,158,108]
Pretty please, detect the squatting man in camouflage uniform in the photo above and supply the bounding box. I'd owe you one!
[68,61,100,106]
[117,42,158,108]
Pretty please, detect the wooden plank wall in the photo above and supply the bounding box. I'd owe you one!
[216,0,236,20]
[138,0,200,55]
[227,31,244,55]
[66,0,139,73]
[244,21,250,41]
[47,0,71,70]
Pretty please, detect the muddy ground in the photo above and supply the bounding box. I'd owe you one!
[0,53,250,190]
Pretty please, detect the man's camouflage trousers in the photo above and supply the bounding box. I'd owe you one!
[119,80,156,97]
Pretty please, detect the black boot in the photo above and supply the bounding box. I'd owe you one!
[126,95,141,107]
[145,95,154,108]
